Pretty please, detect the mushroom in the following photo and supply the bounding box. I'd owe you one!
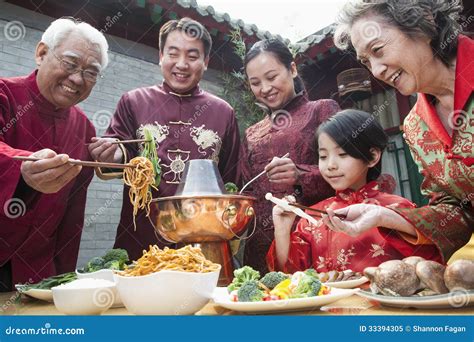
[444,259,474,291]
[402,256,426,267]
[415,260,449,294]
[373,260,420,296]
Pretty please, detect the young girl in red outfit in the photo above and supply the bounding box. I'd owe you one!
[267,110,441,273]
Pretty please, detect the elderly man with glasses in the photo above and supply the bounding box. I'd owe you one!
[0,18,109,291]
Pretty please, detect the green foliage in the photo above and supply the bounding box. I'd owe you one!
[218,29,265,136]
[23,272,77,291]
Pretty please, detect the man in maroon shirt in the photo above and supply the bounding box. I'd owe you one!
[0,18,109,291]
[89,18,241,260]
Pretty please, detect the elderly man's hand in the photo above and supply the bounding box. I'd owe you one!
[264,156,300,186]
[20,149,82,194]
[88,137,123,163]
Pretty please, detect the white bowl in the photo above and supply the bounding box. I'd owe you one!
[52,281,116,315]
[76,269,123,307]
[114,267,220,315]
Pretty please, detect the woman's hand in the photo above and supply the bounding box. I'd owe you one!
[323,204,416,237]
[265,157,300,186]
[88,137,123,163]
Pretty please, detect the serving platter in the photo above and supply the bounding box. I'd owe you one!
[356,289,474,309]
[212,287,359,314]
[15,285,53,302]
[324,276,369,289]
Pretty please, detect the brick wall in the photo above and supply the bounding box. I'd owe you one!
[0,3,226,268]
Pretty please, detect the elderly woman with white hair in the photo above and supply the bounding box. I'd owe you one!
[0,17,109,291]
[324,0,473,264]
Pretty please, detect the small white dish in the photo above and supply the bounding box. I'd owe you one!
[76,269,123,307]
[324,276,369,289]
[15,285,53,302]
[52,279,116,315]
[212,287,359,314]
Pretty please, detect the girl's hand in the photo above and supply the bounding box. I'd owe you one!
[265,157,300,186]
[323,204,416,237]
[272,202,297,235]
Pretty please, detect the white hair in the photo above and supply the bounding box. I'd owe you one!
[41,18,109,70]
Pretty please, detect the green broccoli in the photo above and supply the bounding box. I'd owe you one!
[237,280,265,302]
[103,260,121,270]
[103,248,129,265]
[224,182,239,194]
[304,268,319,279]
[260,271,289,290]
[227,266,260,293]
[290,273,322,298]
[85,257,105,272]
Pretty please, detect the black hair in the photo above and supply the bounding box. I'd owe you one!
[159,17,212,58]
[316,109,388,182]
[244,39,305,93]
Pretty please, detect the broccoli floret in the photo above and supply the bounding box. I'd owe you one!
[227,266,260,293]
[304,268,319,279]
[103,248,129,264]
[85,257,105,272]
[224,182,239,194]
[103,260,121,270]
[237,280,265,302]
[291,273,322,298]
[260,271,289,290]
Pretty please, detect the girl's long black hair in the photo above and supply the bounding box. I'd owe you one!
[316,109,389,182]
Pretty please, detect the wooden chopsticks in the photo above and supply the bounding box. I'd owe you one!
[85,139,151,146]
[288,202,347,219]
[12,156,134,169]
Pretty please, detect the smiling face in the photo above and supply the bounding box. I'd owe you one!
[318,132,381,191]
[350,14,436,96]
[159,30,209,94]
[246,52,297,110]
[35,32,102,109]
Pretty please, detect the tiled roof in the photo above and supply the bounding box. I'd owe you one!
[293,24,335,54]
[176,0,290,44]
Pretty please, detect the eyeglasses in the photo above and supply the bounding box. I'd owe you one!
[51,50,102,83]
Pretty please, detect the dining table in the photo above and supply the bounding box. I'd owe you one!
[1,291,473,316]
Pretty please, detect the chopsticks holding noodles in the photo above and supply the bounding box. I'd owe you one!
[85,138,151,145]
[12,156,134,169]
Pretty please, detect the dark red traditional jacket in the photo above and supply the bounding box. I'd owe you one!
[241,93,339,274]
[99,82,242,260]
[0,71,95,286]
